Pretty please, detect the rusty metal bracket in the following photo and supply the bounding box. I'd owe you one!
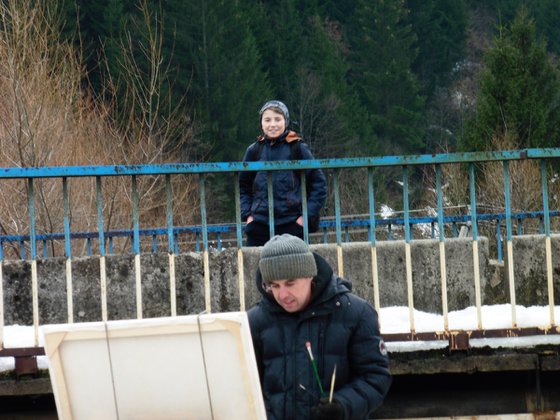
[448,332,470,351]
[0,346,45,378]
[14,356,39,377]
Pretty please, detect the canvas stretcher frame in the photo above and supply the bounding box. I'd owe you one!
[42,311,266,420]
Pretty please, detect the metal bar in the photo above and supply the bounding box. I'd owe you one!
[1,148,559,179]
[496,220,503,262]
[165,174,177,317]
[96,177,108,322]
[131,175,141,255]
[199,174,211,312]
[469,163,483,329]
[368,168,381,315]
[0,347,46,357]
[402,166,415,333]
[334,169,344,277]
[63,177,73,323]
[27,179,39,346]
[436,165,449,331]
[503,161,517,327]
[267,172,275,239]
[234,173,245,312]
[132,175,143,319]
[540,160,555,326]
[0,208,558,258]
[383,325,560,342]
[301,171,309,243]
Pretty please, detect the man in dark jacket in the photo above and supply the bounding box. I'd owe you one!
[248,234,391,420]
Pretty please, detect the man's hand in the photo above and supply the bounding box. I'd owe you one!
[311,398,344,420]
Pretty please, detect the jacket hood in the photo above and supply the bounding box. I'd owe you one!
[255,252,351,310]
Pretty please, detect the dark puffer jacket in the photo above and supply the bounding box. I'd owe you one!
[239,131,327,225]
[248,253,392,420]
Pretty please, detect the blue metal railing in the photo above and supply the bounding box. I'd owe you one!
[0,147,559,351]
[0,148,558,262]
[1,209,557,260]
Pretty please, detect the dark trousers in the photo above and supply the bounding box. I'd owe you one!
[244,221,304,247]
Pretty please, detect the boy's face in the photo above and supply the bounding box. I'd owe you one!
[267,277,313,313]
[261,109,286,139]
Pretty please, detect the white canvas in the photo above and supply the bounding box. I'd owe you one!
[42,312,266,420]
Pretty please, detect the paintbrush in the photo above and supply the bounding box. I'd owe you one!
[305,341,325,397]
[329,364,336,403]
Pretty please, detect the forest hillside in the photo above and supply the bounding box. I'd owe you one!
[0,0,559,243]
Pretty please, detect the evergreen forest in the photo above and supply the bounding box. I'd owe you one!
[1,0,560,242]
[56,0,560,161]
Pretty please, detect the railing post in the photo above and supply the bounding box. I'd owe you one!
[234,173,246,311]
[267,172,275,239]
[469,163,483,329]
[166,174,177,317]
[199,174,211,313]
[540,160,555,326]
[402,166,415,333]
[503,161,517,328]
[96,176,108,322]
[334,169,344,277]
[436,164,449,331]
[27,178,39,347]
[63,177,73,324]
[368,168,381,316]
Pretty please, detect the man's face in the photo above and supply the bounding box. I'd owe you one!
[267,277,313,313]
[261,109,286,139]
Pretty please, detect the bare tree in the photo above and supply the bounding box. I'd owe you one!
[0,0,199,259]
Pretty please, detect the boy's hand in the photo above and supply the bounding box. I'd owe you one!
[311,398,344,420]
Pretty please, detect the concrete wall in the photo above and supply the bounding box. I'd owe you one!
[3,235,560,325]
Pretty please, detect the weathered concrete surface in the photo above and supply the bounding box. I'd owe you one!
[2,235,560,324]
[244,238,493,313]
[3,235,560,416]
[507,234,560,306]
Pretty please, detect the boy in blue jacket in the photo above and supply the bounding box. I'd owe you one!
[240,100,327,246]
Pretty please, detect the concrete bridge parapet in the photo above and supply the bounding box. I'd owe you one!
[3,235,559,325]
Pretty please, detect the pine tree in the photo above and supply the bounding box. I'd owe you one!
[532,0,560,56]
[463,8,560,151]
[406,0,468,97]
[350,0,426,154]
[285,13,375,157]
[163,0,271,162]
[55,0,132,92]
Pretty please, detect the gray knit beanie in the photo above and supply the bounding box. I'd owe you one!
[259,100,290,128]
[259,234,317,284]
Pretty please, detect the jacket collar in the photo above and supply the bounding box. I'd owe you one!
[257,130,301,144]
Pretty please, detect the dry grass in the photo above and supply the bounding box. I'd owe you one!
[0,0,199,259]
[420,132,560,241]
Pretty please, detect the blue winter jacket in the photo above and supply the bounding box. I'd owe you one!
[248,253,392,420]
[239,131,327,225]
